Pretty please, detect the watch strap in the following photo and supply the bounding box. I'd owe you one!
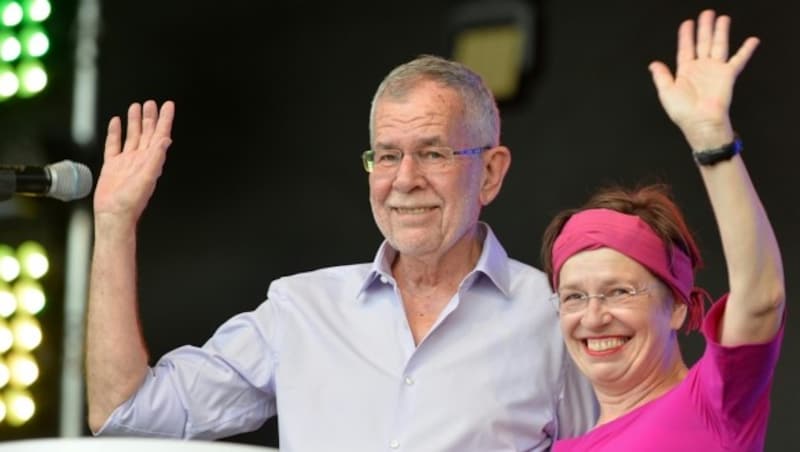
[693,136,743,166]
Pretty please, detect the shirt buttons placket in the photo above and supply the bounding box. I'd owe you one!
[389,439,400,449]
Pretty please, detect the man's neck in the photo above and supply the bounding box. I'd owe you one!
[391,225,485,345]
[391,226,484,292]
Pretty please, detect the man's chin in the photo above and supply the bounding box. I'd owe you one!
[388,235,440,257]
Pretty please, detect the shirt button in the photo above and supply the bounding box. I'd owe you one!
[380,275,389,284]
[404,376,414,386]
[389,439,400,449]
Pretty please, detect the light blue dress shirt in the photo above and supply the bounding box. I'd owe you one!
[98,224,597,451]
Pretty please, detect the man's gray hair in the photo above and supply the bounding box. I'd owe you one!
[369,54,500,147]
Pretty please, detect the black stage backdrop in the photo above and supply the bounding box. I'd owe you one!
[30,0,800,449]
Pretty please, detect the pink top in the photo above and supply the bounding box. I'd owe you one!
[553,295,784,452]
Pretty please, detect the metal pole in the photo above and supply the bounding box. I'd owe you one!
[60,0,100,437]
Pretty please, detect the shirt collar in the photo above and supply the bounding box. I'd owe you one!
[356,222,511,300]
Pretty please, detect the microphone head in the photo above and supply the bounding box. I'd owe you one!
[46,160,94,201]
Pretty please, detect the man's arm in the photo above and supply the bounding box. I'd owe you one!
[86,100,175,431]
[556,343,598,438]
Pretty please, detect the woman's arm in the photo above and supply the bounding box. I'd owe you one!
[649,10,784,345]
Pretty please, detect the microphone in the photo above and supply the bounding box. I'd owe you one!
[0,160,94,202]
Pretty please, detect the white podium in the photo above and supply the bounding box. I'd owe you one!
[0,437,279,451]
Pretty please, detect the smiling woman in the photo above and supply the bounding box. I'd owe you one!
[539,9,785,452]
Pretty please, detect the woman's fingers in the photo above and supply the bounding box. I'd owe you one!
[140,100,158,150]
[710,15,731,61]
[695,10,715,58]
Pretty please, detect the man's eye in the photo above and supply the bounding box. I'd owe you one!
[419,150,448,161]
[376,152,401,163]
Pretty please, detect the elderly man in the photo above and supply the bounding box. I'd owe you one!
[86,55,596,451]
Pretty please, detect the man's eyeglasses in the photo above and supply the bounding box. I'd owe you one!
[551,285,652,314]
[361,146,490,174]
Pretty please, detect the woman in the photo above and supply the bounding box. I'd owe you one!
[543,10,784,451]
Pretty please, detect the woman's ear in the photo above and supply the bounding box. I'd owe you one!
[670,298,689,331]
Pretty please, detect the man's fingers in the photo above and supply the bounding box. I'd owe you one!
[104,117,122,161]
[676,20,695,67]
[648,61,674,93]
[122,103,142,153]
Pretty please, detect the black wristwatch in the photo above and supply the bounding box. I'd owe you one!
[692,135,743,166]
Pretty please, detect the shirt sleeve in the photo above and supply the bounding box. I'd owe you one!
[695,294,785,438]
[96,298,282,439]
[555,342,599,439]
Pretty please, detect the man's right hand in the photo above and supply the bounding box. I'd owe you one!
[94,100,175,224]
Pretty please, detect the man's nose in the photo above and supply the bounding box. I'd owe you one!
[392,153,426,191]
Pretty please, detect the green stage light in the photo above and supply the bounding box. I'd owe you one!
[19,25,47,57]
[0,0,49,101]
[1,1,22,27]
[15,57,45,96]
[0,63,18,98]
[23,0,49,22]
[0,30,21,61]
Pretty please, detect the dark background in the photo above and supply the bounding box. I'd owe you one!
[0,0,796,449]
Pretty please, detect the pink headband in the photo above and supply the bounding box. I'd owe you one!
[551,208,707,331]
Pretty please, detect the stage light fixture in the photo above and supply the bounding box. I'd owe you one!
[0,359,9,387]
[17,241,48,280]
[23,0,50,22]
[0,63,18,97]
[0,240,50,427]
[13,279,45,315]
[0,285,16,318]
[16,58,45,96]
[19,25,46,57]
[0,322,12,353]
[0,0,49,102]
[10,315,41,351]
[4,388,35,426]
[446,0,537,102]
[0,245,20,282]
[1,1,23,27]
[7,351,38,386]
[0,30,20,61]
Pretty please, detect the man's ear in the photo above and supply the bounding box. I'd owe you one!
[479,146,511,206]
